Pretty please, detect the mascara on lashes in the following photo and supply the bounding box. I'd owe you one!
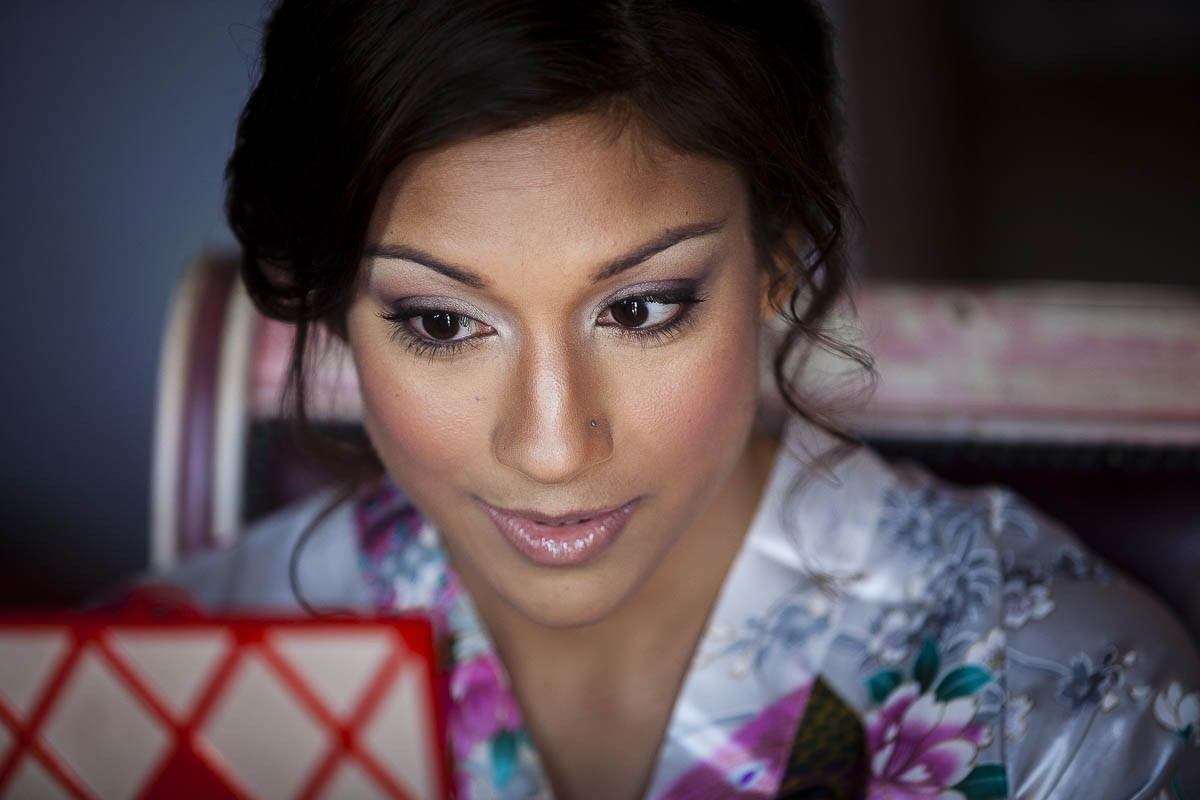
[377,280,708,359]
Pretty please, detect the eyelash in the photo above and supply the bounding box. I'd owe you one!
[600,290,705,346]
[377,289,707,360]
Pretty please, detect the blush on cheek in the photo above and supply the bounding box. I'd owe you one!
[354,356,490,486]
[620,323,761,482]
[677,347,758,452]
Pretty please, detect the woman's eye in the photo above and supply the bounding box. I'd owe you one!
[601,296,681,329]
[411,311,478,341]
[378,305,493,357]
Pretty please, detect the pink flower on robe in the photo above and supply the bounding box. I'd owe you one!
[657,683,813,799]
[447,652,523,761]
[865,682,988,799]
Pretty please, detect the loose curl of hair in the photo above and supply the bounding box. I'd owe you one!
[226,0,872,602]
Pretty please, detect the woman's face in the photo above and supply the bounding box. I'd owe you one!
[346,114,768,629]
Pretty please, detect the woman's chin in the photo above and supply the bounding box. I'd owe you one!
[492,566,648,631]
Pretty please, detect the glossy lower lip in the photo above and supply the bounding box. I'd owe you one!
[479,499,639,566]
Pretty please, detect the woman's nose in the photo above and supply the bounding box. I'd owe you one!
[492,343,613,485]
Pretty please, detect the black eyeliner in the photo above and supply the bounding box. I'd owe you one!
[378,271,711,360]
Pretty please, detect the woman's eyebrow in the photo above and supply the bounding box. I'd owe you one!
[364,218,725,289]
[363,243,486,288]
[589,220,725,282]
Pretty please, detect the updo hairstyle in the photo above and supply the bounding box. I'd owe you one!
[226,0,867,481]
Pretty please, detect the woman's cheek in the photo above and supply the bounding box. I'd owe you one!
[355,347,494,481]
[618,321,760,470]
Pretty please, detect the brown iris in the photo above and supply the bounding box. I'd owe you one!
[610,298,649,328]
[422,311,460,339]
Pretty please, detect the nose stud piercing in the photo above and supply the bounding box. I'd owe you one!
[589,419,598,428]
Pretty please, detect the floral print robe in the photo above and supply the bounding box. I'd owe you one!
[169,421,1200,798]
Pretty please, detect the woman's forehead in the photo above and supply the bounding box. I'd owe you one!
[365,114,746,273]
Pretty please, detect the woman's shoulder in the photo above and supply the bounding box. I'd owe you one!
[832,454,1200,797]
[155,486,373,613]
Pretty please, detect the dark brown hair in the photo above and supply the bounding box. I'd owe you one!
[228,0,869,496]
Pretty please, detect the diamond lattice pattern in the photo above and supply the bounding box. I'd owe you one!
[0,618,442,800]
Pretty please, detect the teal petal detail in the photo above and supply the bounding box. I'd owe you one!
[491,730,519,788]
[913,638,940,694]
[952,763,1008,800]
[935,665,993,702]
[867,669,903,704]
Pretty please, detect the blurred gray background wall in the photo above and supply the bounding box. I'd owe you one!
[1,1,1197,608]
[1,1,267,606]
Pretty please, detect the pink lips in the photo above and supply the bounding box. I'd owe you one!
[480,499,639,566]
